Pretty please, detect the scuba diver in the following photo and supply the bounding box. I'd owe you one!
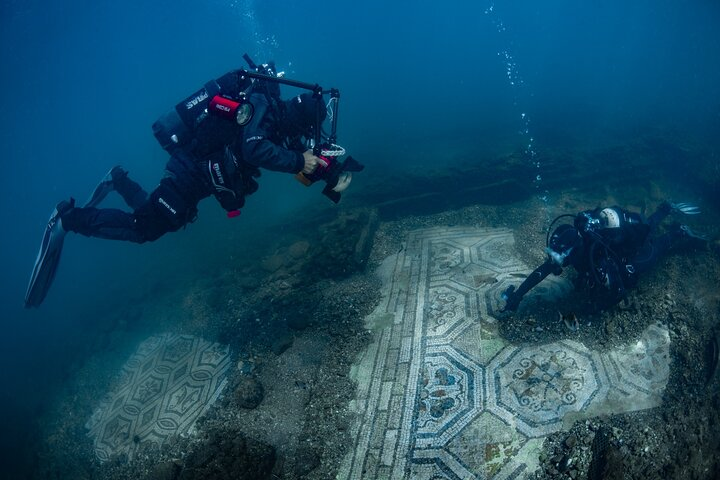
[25,54,363,308]
[501,201,707,312]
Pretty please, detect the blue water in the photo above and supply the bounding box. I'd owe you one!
[1,0,718,475]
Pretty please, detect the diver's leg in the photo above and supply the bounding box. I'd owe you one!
[67,158,203,244]
[646,202,672,233]
[63,181,197,244]
[85,166,122,208]
[25,192,180,307]
[630,225,705,276]
[131,179,199,241]
[646,201,702,233]
[630,238,668,275]
[26,165,201,306]
[84,166,148,210]
[61,207,148,243]
[112,168,149,210]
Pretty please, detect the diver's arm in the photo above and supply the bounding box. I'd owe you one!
[242,94,305,174]
[502,260,561,311]
[646,201,673,232]
[595,256,627,305]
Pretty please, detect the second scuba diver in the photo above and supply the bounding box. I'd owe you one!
[502,201,707,312]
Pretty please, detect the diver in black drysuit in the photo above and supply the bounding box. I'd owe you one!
[502,201,705,312]
[25,66,330,307]
[61,77,325,243]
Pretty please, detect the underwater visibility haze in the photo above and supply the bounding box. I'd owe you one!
[1,0,719,478]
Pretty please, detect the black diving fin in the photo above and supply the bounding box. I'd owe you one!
[24,200,73,308]
[25,166,129,307]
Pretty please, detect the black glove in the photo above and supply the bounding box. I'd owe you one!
[500,285,520,312]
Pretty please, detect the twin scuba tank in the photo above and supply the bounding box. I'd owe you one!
[577,207,647,248]
[152,71,255,154]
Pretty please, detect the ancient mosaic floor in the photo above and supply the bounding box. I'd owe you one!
[86,333,232,462]
[341,227,670,479]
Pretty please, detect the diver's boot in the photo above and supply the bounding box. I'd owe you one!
[24,198,76,307]
[85,166,128,208]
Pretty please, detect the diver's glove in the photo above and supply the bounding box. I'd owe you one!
[500,285,520,312]
[669,202,701,215]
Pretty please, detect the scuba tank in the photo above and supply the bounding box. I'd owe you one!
[152,70,254,153]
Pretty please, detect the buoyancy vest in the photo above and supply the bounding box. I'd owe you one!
[152,70,264,215]
[206,146,260,215]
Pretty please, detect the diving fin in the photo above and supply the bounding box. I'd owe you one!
[85,166,125,208]
[671,202,701,215]
[679,225,708,243]
[24,200,74,308]
[25,166,127,307]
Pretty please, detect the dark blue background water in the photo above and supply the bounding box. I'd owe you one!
[1,0,718,474]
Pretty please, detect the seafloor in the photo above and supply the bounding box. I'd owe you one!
[30,129,720,479]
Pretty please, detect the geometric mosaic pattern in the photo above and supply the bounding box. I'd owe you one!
[85,333,231,462]
[340,227,670,479]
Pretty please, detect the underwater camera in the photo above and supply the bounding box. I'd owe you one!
[295,144,365,204]
[243,53,365,203]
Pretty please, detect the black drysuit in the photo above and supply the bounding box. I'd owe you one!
[505,203,687,310]
[62,79,306,243]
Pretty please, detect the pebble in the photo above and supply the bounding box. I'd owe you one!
[271,335,294,355]
[236,359,255,374]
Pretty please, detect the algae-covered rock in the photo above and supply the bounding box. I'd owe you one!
[178,430,275,480]
[234,375,264,409]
